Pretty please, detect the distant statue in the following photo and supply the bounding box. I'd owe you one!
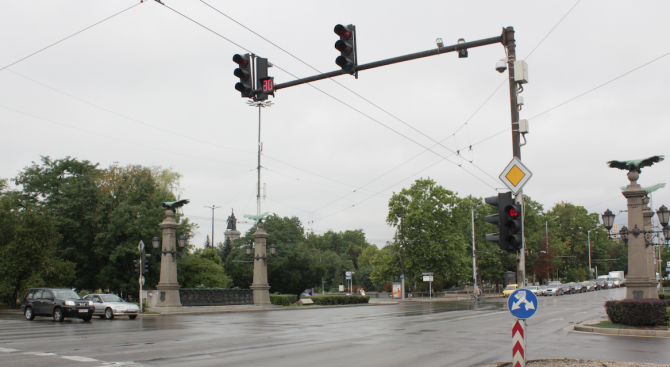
[607,155,664,173]
[243,212,269,224]
[160,199,190,212]
[226,209,237,231]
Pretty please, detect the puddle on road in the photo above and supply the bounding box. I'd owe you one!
[394,300,508,317]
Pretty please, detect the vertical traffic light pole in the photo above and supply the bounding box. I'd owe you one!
[401,208,405,300]
[138,252,143,314]
[504,26,525,286]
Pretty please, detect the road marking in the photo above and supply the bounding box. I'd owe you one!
[0,347,18,352]
[540,317,564,324]
[62,356,100,362]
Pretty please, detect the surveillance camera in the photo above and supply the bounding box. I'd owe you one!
[496,59,507,73]
[436,38,444,48]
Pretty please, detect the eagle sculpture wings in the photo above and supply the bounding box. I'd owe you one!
[244,212,269,224]
[607,155,664,173]
[160,199,190,212]
[620,183,666,194]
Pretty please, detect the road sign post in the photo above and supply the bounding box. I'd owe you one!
[507,289,538,367]
[138,240,145,313]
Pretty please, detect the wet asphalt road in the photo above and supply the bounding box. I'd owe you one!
[0,288,668,367]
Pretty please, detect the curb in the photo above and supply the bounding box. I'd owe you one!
[147,302,396,316]
[573,325,670,338]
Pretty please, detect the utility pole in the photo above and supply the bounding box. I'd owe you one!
[472,204,477,292]
[401,208,405,300]
[204,205,221,250]
[504,26,525,286]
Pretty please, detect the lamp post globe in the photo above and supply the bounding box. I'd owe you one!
[656,205,670,227]
[152,236,160,249]
[602,209,615,231]
[178,235,187,248]
[620,226,629,243]
[270,243,276,255]
[246,244,252,256]
[663,226,670,242]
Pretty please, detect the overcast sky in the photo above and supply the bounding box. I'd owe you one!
[2,0,669,249]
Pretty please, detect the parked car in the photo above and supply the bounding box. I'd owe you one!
[545,282,563,296]
[560,283,573,295]
[503,284,518,297]
[585,282,596,292]
[606,279,617,289]
[596,279,608,290]
[21,288,94,322]
[82,294,140,319]
[573,282,586,293]
[610,278,622,288]
[538,285,548,296]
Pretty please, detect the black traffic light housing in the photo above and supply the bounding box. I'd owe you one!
[334,24,357,75]
[233,53,253,98]
[484,192,522,253]
[255,57,274,101]
[133,259,140,274]
[141,253,151,274]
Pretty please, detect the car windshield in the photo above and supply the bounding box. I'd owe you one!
[547,282,560,287]
[505,286,516,290]
[100,294,124,302]
[539,286,547,289]
[525,286,538,290]
[52,290,81,299]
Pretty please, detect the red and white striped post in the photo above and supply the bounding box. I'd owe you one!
[512,319,526,367]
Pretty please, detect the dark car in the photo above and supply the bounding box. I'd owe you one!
[22,288,94,322]
[560,283,572,295]
[596,279,608,290]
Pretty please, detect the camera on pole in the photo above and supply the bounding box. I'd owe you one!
[334,24,357,74]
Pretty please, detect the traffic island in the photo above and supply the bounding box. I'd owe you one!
[495,359,670,366]
[574,321,670,337]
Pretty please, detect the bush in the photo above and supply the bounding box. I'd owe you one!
[307,295,369,305]
[604,298,668,326]
[666,307,670,326]
[270,294,297,306]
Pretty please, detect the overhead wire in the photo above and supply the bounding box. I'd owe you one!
[0,2,144,72]
[158,1,500,191]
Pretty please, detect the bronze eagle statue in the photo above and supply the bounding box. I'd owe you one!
[160,199,190,212]
[607,155,664,173]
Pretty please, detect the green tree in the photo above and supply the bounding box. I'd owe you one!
[178,248,232,288]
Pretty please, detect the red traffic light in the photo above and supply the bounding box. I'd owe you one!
[508,207,519,219]
[232,54,249,67]
[334,24,351,40]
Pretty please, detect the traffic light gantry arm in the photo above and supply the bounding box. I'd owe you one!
[274,35,503,91]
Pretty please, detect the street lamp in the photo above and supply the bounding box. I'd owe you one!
[152,236,160,249]
[602,209,615,233]
[657,205,670,227]
[620,226,629,244]
[151,234,185,259]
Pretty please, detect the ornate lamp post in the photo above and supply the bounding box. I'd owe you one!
[606,155,664,299]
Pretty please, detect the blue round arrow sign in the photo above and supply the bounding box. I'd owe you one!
[507,289,538,319]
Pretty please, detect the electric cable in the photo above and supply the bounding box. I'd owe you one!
[0,104,252,168]
[0,2,144,72]
[524,0,581,59]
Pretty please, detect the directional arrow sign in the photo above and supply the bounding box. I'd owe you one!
[138,240,145,252]
[508,289,538,319]
[499,157,532,195]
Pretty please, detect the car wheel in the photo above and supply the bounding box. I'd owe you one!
[82,316,92,322]
[104,308,114,320]
[24,307,35,321]
[129,315,137,320]
[53,308,64,322]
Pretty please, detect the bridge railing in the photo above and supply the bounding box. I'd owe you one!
[179,288,253,306]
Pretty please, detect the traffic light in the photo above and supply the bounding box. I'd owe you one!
[141,253,151,274]
[485,192,516,253]
[255,57,274,101]
[233,53,253,98]
[334,24,357,73]
[503,199,523,251]
[133,259,140,274]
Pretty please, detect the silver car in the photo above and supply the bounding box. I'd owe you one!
[83,294,140,320]
[545,282,563,296]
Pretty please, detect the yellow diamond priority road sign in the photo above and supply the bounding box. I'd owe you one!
[499,157,532,195]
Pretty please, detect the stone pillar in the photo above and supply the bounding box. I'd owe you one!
[224,230,241,242]
[623,171,658,299]
[155,210,182,307]
[642,197,657,284]
[250,222,271,305]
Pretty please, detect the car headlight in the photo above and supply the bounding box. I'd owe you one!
[65,301,75,306]
[88,301,93,306]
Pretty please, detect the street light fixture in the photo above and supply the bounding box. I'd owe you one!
[657,205,670,227]
[620,226,629,244]
[602,209,615,232]
[152,236,160,249]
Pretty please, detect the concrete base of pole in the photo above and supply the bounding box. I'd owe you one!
[251,284,271,305]
[154,285,182,307]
